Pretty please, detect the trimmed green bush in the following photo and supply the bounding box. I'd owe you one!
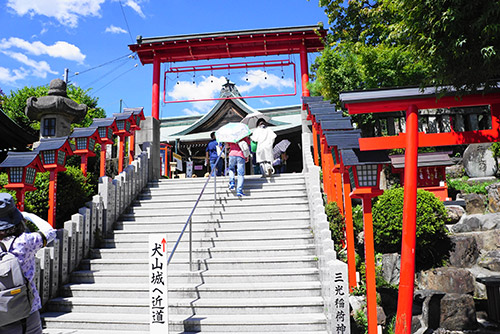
[325,201,345,254]
[372,187,451,270]
[25,166,97,228]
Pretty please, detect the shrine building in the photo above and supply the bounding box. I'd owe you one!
[160,81,303,177]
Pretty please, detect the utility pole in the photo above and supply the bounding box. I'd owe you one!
[119,99,123,113]
[63,68,69,83]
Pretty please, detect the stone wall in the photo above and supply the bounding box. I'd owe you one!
[33,146,153,308]
[302,131,350,334]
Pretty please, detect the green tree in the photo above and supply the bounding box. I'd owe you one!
[310,0,430,135]
[1,84,106,134]
[400,0,500,92]
[312,0,500,99]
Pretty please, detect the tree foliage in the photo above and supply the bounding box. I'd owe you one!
[401,0,500,91]
[1,84,106,135]
[312,0,500,106]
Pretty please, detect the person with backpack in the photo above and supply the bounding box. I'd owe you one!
[228,135,251,197]
[0,193,56,334]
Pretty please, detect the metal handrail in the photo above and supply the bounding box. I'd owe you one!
[167,145,225,271]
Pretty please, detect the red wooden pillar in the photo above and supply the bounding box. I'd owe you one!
[48,171,58,227]
[300,44,310,97]
[362,195,378,334]
[396,104,419,334]
[152,57,161,120]
[118,135,126,173]
[100,144,107,177]
[14,190,26,211]
[312,124,320,166]
[334,170,344,214]
[342,172,357,291]
[129,131,135,163]
[80,155,88,177]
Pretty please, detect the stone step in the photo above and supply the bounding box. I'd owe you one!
[138,190,308,202]
[101,234,314,248]
[170,313,328,332]
[146,174,305,189]
[114,218,310,230]
[43,329,145,334]
[44,330,327,334]
[111,222,312,234]
[80,255,319,271]
[61,281,322,299]
[131,198,309,213]
[46,296,325,314]
[121,208,310,221]
[141,183,307,196]
[134,195,308,208]
[91,244,316,259]
[110,231,312,243]
[42,312,326,332]
[70,267,321,284]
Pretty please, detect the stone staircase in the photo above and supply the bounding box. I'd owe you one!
[41,173,329,333]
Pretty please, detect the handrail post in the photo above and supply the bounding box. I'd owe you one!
[214,171,217,203]
[189,216,193,271]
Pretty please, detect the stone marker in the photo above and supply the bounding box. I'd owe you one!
[463,143,497,177]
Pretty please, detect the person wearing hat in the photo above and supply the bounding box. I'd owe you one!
[0,193,56,334]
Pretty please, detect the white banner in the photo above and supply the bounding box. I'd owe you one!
[149,234,168,333]
[172,152,183,172]
[186,161,193,178]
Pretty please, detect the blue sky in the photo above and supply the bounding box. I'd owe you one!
[0,0,328,118]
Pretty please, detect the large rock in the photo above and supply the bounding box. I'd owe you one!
[439,293,478,331]
[463,193,487,214]
[487,182,500,212]
[413,290,446,333]
[477,249,500,271]
[463,143,497,178]
[445,205,466,224]
[379,253,400,285]
[450,213,500,233]
[445,164,465,179]
[449,235,480,268]
[416,267,475,294]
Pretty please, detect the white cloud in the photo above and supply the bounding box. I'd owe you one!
[2,51,58,78]
[182,108,201,116]
[125,0,145,18]
[259,99,272,105]
[167,75,226,113]
[7,0,105,28]
[0,37,86,63]
[238,69,294,93]
[0,66,29,84]
[105,25,127,34]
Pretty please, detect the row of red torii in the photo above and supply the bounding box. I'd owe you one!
[305,86,500,334]
[0,108,145,227]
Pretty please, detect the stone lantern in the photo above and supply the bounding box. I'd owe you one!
[25,78,88,139]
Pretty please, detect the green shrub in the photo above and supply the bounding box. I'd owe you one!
[447,176,496,195]
[325,201,345,252]
[372,187,451,270]
[25,166,97,228]
[0,173,17,200]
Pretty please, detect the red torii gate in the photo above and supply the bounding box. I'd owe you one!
[340,86,500,334]
[128,25,327,119]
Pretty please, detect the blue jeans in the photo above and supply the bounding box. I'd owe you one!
[210,158,223,176]
[229,156,245,193]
